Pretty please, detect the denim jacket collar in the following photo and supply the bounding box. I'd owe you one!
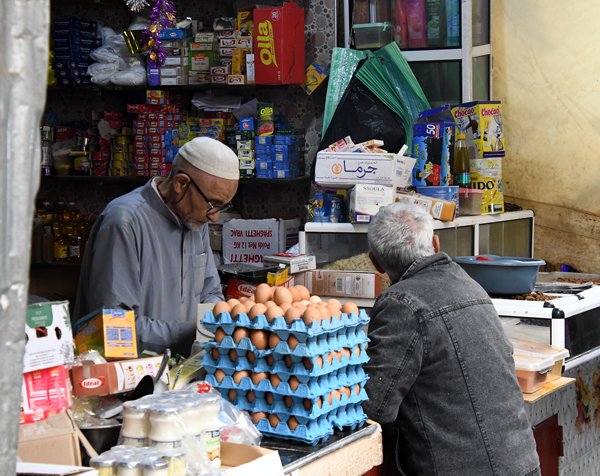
[396,252,452,283]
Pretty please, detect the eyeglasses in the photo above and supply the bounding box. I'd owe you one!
[180,172,233,216]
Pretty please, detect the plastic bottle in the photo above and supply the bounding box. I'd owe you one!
[453,132,470,187]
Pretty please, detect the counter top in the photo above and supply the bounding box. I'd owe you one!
[523,376,575,404]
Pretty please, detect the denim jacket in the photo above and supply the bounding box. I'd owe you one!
[364,253,540,476]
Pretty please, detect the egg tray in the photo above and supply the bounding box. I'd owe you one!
[269,328,369,357]
[202,309,370,340]
[219,381,369,423]
[254,413,334,446]
[330,404,368,432]
[205,366,368,400]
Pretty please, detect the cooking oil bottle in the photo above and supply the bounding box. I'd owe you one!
[453,131,470,187]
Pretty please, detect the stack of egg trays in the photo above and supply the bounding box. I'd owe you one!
[202,308,370,444]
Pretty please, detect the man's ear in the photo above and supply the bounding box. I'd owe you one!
[432,234,441,253]
[172,172,189,194]
[369,251,386,274]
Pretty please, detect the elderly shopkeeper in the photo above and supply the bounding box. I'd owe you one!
[74,137,239,356]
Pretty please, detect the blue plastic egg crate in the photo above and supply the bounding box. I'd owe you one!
[255,414,334,445]
[331,404,368,432]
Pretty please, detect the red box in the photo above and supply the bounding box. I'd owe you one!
[253,2,305,85]
[21,365,72,424]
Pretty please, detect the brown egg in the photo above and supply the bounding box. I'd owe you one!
[303,398,313,411]
[340,348,351,362]
[246,390,256,403]
[265,392,275,405]
[284,395,294,408]
[325,352,334,365]
[270,374,282,389]
[210,347,220,361]
[264,300,277,308]
[268,413,280,428]
[233,370,249,384]
[251,372,269,385]
[341,386,351,398]
[250,330,268,349]
[289,376,301,391]
[327,298,342,310]
[284,306,303,324]
[327,302,342,319]
[289,287,301,303]
[213,301,230,317]
[226,298,241,308]
[309,295,322,304]
[214,328,226,343]
[287,335,300,350]
[251,412,267,424]
[266,355,275,366]
[249,303,268,319]
[214,369,226,383]
[302,306,322,326]
[299,300,311,307]
[284,354,294,368]
[247,351,256,363]
[315,356,324,368]
[332,350,343,363]
[268,333,281,349]
[354,346,362,357]
[302,357,313,370]
[280,302,292,312]
[232,327,250,344]
[295,285,311,301]
[273,287,293,306]
[331,389,341,401]
[230,303,247,318]
[265,305,284,322]
[288,416,300,431]
[254,283,272,303]
[228,389,238,401]
[326,392,334,405]
[316,397,323,408]
[243,299,256,313]
[342,302,359,316]
[228,349,238,362]
[317,303,331,321]
[354,384,361,395]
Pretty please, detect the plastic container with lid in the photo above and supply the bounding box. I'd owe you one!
[148,405,184,449]
[458,188,484,216]
[510,337,569,393]
[352,22,393,50]
[141,459,169,476]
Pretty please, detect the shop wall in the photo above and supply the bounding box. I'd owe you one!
[492,0,600,272]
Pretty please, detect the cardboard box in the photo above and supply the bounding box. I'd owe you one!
[314,151,398,188]
[253,2,305,84]
[222,218,301,264]
[348,184,395,223]
[298,270,383,299]
[21,365,72,424]
[412,106,455,187]
[221,442,284,475]
[395,191,457,222]
[451,101,505,158]
[69,355,166,397]
[24,301,74,373]
[16,462,96,476]
[73,308,137,360]
[262,253,317,274]
[18,411,82,466]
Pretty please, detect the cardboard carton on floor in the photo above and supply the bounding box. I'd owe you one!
[221,442,284,475]
[18,411,82,466]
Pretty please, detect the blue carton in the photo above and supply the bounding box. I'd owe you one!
[255,136,273,145]
[412,105,456,187]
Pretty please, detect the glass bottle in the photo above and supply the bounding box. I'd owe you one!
[42,225,54,263]
[453,132,470,187]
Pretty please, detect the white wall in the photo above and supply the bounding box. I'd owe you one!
[492,0,600,272]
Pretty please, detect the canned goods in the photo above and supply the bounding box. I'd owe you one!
[329,196,342,223]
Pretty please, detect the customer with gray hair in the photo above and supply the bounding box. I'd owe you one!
[75,137,239,356]
[364,201,540,475]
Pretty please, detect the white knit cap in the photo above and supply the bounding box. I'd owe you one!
[178,137,239,180]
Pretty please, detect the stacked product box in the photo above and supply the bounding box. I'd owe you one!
[178,113,234,146]
[237,117,255,179]
[147,28,191,86]
[52,19,99,86]
[190,32,216,85]
[202,287,370,445]
[128,90,184,176]
[255,134,302,179]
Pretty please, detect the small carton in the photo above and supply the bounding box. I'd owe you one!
[221,442,284,475]
[314,151,398,188]
[69,355,166,397]
[301,61,330,95]
[21,365,72,424]
[253,2,305,84]
[24,301,74,373]
[348,184,395,223]
[262,253,317,274]
[451,101,505,158]
[395,191,456,222]
[412,106,455,186]
[297,270,383,299]
[73,308,137,360]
